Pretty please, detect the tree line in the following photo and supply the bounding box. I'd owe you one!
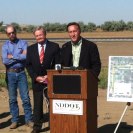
[0,20,133,33]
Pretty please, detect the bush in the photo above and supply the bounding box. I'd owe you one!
[26,74,32,89]
[98,67,108,89]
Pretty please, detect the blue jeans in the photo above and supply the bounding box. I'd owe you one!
[7,71,32,123]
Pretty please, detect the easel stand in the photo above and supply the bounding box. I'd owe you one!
[114,102,131,133]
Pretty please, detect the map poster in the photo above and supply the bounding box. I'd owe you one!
[107,56,133,102]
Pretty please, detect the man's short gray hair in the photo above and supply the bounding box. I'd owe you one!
[33,26,46,35]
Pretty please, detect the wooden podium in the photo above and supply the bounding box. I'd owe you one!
[47,69,98,133]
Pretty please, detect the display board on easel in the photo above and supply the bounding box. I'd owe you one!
[107,56,133,102]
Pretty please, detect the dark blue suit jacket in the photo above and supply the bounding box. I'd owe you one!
[26,40,60,91]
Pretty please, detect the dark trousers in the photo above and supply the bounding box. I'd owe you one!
[33,89,44,130]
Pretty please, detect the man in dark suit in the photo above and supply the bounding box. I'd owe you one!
[26,26,60,133]
[61,22,101,77]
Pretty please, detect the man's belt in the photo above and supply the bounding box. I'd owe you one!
[7,68,24,73]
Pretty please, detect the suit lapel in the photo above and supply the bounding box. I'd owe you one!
[42,41,51,65]
[79,39,86,65]
[33,43,40,65]
[44,42,50,58]
[65,42,73,66]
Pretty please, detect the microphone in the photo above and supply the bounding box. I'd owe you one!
[55,64,61,70]
[62,66,84,70]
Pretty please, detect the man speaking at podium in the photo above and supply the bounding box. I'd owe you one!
[60,22,101,77]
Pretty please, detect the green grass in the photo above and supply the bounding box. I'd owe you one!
[0,68,108,89]
[0,72,7,87]
[98,67,108,89]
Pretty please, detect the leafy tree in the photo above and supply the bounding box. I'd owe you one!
[61,23,67,32]
[0,26,5,32]
[51,23,62,32]
[43,22,67,32]
[101,20,126,31]
[118,20,126,31]
[1,20,133,33]
[43,23,51,32]
[0,21,3,26]
[101,21,112,31]
[78,21,88,32]
[25,25,36,33]
[111,20,126,31]
[126,21,133,31]
[87,22,96,32]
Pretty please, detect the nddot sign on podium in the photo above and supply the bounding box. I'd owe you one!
[52,100,83,115]
[107,56,133,102]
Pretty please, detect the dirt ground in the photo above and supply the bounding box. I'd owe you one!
[0,88,133,133]
[1,32,133,133]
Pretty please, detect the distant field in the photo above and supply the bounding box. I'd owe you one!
[1,31,133,70]
[1,31,133,39]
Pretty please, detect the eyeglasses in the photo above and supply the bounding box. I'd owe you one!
[7,31,16,35]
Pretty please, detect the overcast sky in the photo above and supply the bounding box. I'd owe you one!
[1,0,133,25]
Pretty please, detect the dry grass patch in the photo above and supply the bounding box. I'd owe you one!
[1,31,133,39]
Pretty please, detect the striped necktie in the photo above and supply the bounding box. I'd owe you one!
[40,45,44,64]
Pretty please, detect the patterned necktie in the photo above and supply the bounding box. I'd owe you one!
[40,45,44,64]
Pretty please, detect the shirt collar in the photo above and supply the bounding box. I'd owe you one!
[71,38,82,46]
[38,39,47,46]
[9,38,19,44]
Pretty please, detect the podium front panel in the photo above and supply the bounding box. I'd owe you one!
[47,70,98,99]
[53,75,81,94]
